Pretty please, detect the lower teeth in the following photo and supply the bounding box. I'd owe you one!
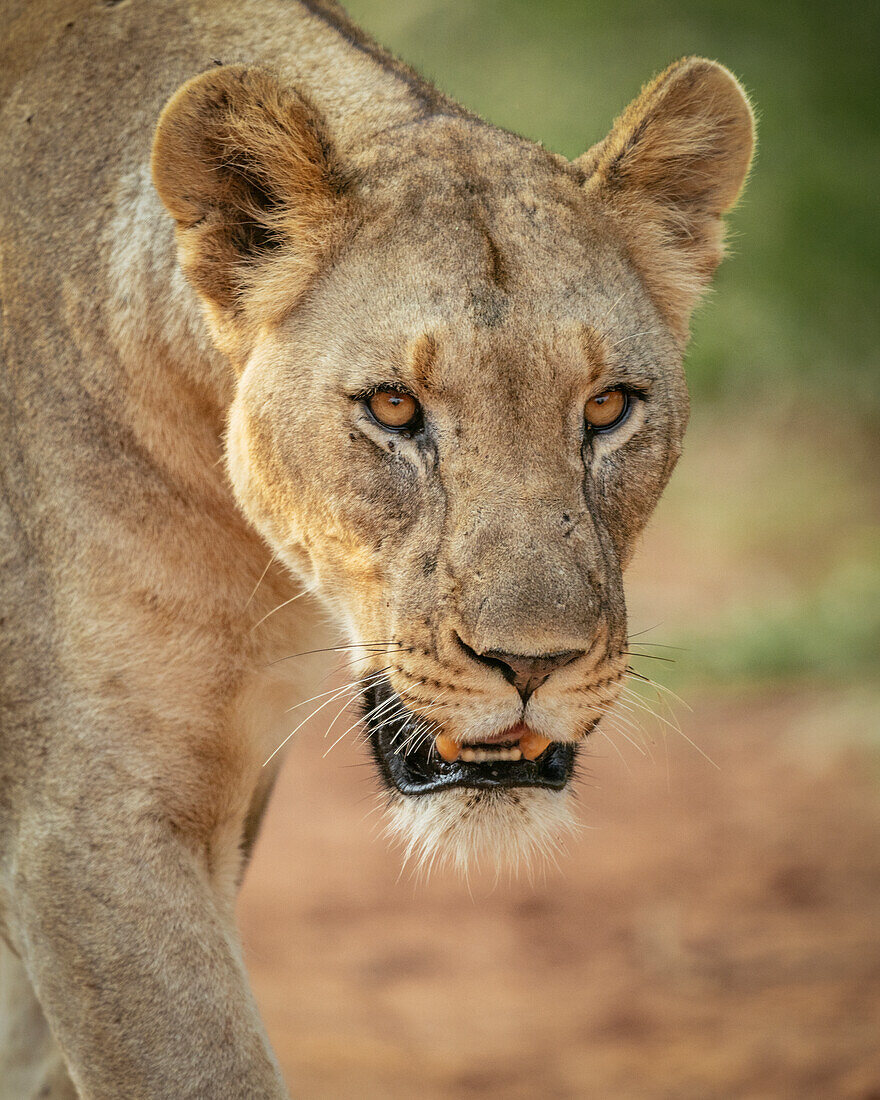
[459,747,523,763]
[432,730,554,764]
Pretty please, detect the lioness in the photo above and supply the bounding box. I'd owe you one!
[0,0,753,1095]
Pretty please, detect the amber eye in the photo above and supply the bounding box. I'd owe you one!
[585,388,629,432]
[367,389,421,430]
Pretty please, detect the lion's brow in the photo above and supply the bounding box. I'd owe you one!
[407,332,438,388]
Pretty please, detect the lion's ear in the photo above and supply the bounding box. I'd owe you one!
[578,58,755,341]
[152,65,348,359]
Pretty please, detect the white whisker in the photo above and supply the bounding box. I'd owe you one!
[244,553,276,610]
[608,327,664,349]
[283,667,392,716]
[250,589,308,632]
[264,680,366,767]
[619,685,719,769]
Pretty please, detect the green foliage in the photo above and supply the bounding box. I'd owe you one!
[645,559,880,689]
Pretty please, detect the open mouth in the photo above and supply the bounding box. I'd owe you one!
[362,679,577,796]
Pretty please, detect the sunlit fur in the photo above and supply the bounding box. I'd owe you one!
[385,787,578,881]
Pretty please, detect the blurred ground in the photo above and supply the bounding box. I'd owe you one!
[239,686,880,1099]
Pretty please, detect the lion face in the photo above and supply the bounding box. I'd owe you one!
[153,61,753,871]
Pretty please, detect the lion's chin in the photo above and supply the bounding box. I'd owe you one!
[384,786,578,879]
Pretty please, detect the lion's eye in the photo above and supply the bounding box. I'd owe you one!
[585,388,629,432]
[367,389,421,431]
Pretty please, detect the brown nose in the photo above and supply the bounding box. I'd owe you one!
[458,636,584,702]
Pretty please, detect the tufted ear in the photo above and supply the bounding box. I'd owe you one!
[578,57,755,342]
[152,65,350,361]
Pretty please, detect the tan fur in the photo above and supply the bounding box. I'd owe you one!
[0,1,753,1094]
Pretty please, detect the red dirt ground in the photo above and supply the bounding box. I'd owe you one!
[238,690,880,1098]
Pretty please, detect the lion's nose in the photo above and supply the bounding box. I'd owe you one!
[457,635,584,702]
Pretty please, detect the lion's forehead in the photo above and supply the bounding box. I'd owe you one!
[296,124,671,385]
[346,123,634,295]
[351,185,629,298]
[310,232,663,390]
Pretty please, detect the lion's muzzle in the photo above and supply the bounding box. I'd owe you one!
[363,678,577,796]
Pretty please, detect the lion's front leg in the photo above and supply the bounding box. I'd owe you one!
[0,940,78,1100]
[6,739,287,1099]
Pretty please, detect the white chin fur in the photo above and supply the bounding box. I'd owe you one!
[384,786,577,879]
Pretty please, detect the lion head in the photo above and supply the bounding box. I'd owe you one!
[152,58,753,873]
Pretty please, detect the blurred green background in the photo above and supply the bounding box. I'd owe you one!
[346,0,880,694]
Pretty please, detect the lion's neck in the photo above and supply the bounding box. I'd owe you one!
[192,0,465,156]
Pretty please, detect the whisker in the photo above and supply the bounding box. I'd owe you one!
[626,668,693,712]
[607,712,656,761]
[264,679,371,767]
[334,689,409,752]
[283,667,392,715]
[609,327,665,349]
[591,727,631,770]
[598,710,648,756]
[399,708,445,757]
[626,623,666,640]
[618,683,676,727]
[320,649,394,689]
[244,553,276,610]
[362,689,410,728]
[622,650,675,664]
[250,589,308,632]
[603,698,653,741]
[321,693,377,758]
[596,289,627,328]
[267,640,404,668]
[401,693,453,755]
[619,685,717,769]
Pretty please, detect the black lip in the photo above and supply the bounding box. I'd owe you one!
[362,679,577,796]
